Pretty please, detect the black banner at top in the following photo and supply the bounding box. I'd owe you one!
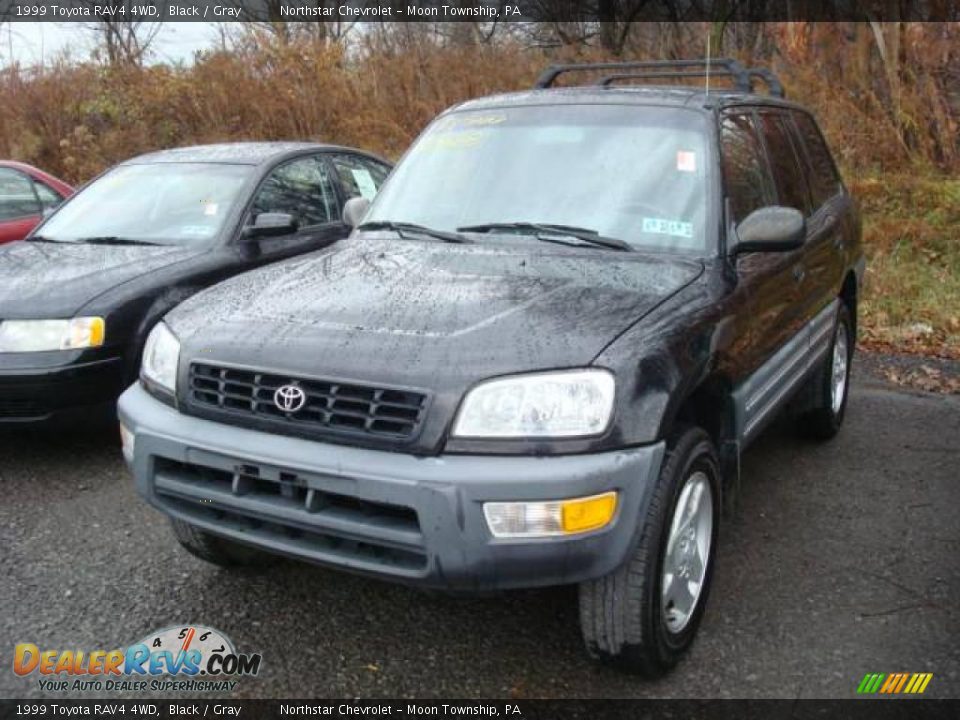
[0,0,959,23]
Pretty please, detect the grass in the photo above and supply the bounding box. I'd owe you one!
[850,173,960,358]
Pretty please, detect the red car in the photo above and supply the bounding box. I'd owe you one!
[0,161,74,244]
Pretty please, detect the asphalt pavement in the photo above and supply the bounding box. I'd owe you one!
[1,361,958,699]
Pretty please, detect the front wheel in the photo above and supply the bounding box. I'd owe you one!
[579,427,720,675]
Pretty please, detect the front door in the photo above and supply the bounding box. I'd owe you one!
[721,109,810,442]
[241,154,347,264]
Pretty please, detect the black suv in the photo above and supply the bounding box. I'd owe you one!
[119,61,864,675]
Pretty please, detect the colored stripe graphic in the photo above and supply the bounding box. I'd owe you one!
[857,672,932,695]
[880,673,901,693]
[857,673,886,694]
[912,674,933,694]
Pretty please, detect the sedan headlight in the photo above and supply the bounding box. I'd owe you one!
[141,322,180,395]
[452,369,615,438]
[0,317,105,353]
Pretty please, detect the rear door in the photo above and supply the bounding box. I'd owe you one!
[326,152,391,206]
[789,110,848,329]
[0,167,42,243]
[241,153,347,263]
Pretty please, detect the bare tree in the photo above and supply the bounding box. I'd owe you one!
[79,1,163,66]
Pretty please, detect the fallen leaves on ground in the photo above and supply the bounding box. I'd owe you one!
[878,363,960,394]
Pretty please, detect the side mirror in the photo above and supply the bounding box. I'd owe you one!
[41,206,58,219]
[342,196,370,229]
[733,206,805,254]
[244,212,299,239]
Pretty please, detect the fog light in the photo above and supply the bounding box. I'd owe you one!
[484,492,617,538]
[119,423,135,464]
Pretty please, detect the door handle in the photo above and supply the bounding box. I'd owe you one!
[792,265,806,283]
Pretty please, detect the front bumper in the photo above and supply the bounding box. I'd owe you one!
[119,384,666,591]
[0,355,125,423]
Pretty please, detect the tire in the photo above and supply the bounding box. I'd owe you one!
[799,302,853,441]
[579,427,721,676]
[170,518,275,568]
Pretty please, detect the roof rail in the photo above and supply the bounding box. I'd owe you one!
[745,68,786,98]
[534,59,785,98]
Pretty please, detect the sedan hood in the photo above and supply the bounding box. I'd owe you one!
[0,240,203,318]
[170,236,702,385]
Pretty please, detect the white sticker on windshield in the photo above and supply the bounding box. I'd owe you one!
[642,217,694,239]
[677,151,697,172]
[350,169,378,201]
[203,202,219,216]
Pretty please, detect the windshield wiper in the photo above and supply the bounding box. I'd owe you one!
[26,234,71,243]
[458,222,633,252]
[74,236,164,247]
[358,221,471,244]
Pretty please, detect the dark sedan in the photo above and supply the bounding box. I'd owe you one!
[0,142,391,425]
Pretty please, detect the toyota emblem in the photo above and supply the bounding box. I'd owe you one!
[274,384,307,413]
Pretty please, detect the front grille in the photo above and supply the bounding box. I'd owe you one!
[188,363,427,441]
[154,457,427,574]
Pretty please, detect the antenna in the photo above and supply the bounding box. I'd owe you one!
[705,30,712,96]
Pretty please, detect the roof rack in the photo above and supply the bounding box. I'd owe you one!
[534,59,785,98]
[745,68,785,98]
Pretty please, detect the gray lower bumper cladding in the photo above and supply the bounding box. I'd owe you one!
[119,384,665,592]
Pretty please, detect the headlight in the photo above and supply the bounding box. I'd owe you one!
[452,369,615,438]
[141,322,180,395]
[0,317,105,353]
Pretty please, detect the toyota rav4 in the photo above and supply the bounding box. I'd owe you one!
[119,60,864,675]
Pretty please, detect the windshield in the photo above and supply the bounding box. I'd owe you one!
[37,163,253,246]
[367,104,712,253]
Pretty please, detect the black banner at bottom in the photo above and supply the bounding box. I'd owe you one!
[1,700,959,720]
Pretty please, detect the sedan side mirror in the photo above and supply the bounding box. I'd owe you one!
[244,212,299,239]
[343,196,370,229]
[734,206,805,254]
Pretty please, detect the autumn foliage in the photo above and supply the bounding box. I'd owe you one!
[0,22,957,356]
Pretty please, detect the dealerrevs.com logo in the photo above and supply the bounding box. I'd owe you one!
[13,625,262,693]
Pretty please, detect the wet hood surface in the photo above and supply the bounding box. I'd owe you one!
[0,240,203,318]
[169,236,703,388]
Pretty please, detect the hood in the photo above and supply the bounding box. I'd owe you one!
[171,236,702,384]
[0,241,204,318]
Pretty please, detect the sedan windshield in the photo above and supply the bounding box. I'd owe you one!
[367,104,712,253]
[37,163,253,246]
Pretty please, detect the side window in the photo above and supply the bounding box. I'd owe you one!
[720,113,774,224]
[792,111,842,209]
[329,154,389,201]
[33,181,64,211]
[0,168,40,221]
[250,156,337,228]
[758,113,812,216]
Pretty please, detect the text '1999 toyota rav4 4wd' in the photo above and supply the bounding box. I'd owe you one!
[120,60,864,675]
